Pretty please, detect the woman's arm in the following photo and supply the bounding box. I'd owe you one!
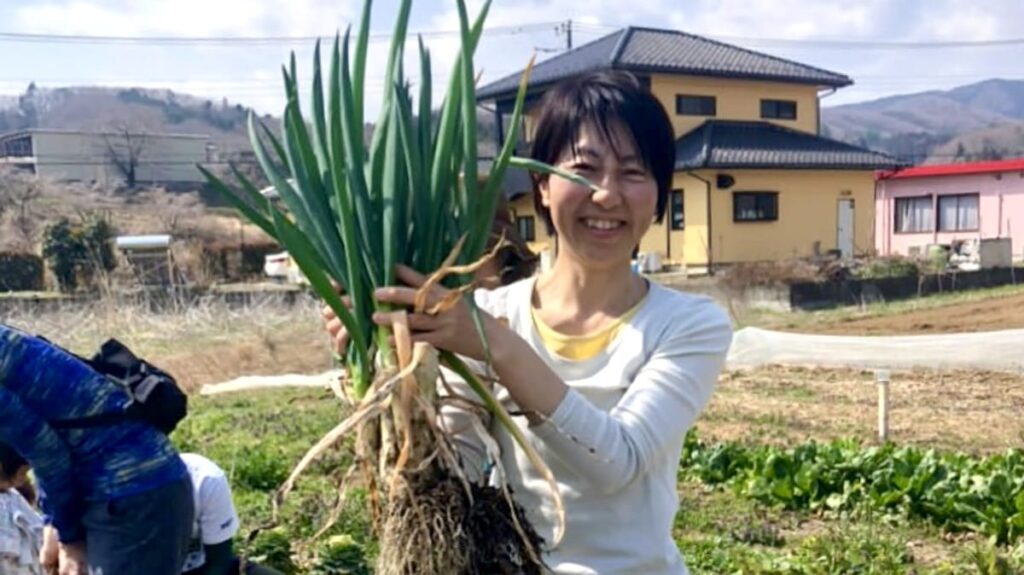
[511,306,732,494]
[197,540,235,575]
[374,271,731,494]
[0,389,83,544]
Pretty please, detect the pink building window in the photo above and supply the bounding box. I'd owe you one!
[894,196,933,233]
[937,193,979,232]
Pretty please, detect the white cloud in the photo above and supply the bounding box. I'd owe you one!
[672,0,884,40]
[910,3,1002,42]
[3,0,1022,115]
[14,0,359,37]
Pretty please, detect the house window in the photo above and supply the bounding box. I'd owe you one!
[676,95,716,116]
[733,192,778,222]
[938,193,979,232]
[894,196,934,233]
[670,190,685,230]
[516,215,536,242]
[1,135,32,158]
[761,99,797,120]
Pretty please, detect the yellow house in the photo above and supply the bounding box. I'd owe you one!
[477,27,902,270]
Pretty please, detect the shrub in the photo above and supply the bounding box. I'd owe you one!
[0,252,44,291]
[719,260,821,291]
[241,242,282,278]
[41,217,117,292]
[854,256,920,280]
[202,241,280,282]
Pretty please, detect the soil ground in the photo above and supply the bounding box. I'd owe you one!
[702,365,1024,455]
[782,291,1024,335]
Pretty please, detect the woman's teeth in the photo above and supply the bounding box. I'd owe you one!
[584,218,621,230]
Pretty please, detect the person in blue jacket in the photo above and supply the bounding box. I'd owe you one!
[0,324,193,575]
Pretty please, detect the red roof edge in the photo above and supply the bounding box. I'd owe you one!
[877,158,1024,180]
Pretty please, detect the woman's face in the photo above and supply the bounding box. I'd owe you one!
[539,121,658,271]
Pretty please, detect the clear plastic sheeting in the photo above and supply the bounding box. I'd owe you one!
[726,327,1024,374]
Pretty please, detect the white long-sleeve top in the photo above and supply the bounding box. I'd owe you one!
[0,488,43,575]
[442,277,733,575]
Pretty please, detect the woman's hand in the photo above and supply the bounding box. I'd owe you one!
[320,287,352,355]
[39,526,60,574]
[57,541,88,575]
[377,264,568,418]
[372,265,500,361]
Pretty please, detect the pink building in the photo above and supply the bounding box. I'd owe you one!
[876,159,1024,260]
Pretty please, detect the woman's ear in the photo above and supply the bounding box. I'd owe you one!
[538,179,552,208]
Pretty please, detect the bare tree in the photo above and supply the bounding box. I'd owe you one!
[0,181,9,223]
[10,178,41,249]
[0,166,42,250]
[103,124,149,188]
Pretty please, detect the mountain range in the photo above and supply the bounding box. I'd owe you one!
[2,78,1023,165]
[821,78,1024,164]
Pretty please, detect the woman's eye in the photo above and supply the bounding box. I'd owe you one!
[571,163,595,173]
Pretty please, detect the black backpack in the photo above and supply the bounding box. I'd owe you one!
[50,338,188,435]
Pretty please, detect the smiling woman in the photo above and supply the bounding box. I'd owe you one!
[363,70,735,574]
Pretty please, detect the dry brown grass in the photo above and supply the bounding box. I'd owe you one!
[703,365,1024,454]
[9,295,1023,455]
[4,292,331,392]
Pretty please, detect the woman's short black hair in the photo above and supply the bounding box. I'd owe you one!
[0,442,27,478]
[528,70,676,235]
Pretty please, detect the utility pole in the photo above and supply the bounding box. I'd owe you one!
[556,20,573,51]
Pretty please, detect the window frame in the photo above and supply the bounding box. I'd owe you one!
[1,135,33,158]
[515,215,536,242]
[760,99,798,120]
[733,191,779,223]
[670,189,685,230]
[893,195,935,234]
[937,193,980,232]
[675,94,717,117]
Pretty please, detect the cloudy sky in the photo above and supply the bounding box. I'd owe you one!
[2,0,1022,118]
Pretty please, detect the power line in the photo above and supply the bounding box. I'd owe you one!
[716,36,1024,50]
[7,21,1021,50]
[571,23,1024,50]
[2,72,1016,88]
[0,22,564,46]
[0,68,524,85]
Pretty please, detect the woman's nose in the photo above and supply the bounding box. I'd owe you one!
[589,173,623,208]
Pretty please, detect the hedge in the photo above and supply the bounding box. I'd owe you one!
[202,242,281,281]
[0,252,45,292]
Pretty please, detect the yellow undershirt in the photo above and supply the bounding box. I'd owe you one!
[531,295,648,361]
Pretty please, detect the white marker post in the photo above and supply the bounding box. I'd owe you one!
[875,370,891,442]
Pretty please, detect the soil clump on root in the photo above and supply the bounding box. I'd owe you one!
[378,470,545,575]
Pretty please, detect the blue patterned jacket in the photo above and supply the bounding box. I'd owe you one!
[0,324,186,543]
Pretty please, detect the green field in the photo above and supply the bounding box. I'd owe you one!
[9,293,1023,573]
[175,388,1024,574]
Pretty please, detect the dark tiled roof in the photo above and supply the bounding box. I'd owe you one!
[478,158,534,199]
[477,27,851,101]
[675,120,904,170]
